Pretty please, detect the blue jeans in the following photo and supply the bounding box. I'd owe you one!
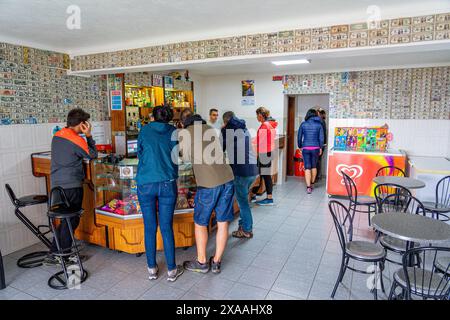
[302,148,320,169]
[194,181,235,226]
[234,176,257,232]
[137,180,177,271]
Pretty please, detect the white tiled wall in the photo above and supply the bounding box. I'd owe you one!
[0,121,111,256]
[328,119,450,158]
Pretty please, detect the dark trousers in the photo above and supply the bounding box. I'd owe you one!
[50,187,83,253]
[252,152,273,196]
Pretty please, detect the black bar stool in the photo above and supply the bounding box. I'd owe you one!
[4,184,50,268]
[47,187,88,290]
[0,250,6,290]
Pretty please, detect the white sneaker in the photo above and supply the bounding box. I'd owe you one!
[148,266,159,280]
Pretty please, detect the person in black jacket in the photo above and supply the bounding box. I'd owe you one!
[43,108,97,266]
[316,108,327,180]
[221,111,258,238]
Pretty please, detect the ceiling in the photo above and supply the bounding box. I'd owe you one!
[0,0,449,56]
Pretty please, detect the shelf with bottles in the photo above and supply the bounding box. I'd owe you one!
[124,85,164,108]
[164,89,194,109]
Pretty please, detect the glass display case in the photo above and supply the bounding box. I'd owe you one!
[93,158,197,220]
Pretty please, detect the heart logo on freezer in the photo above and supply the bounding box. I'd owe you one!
[336,164,364,185]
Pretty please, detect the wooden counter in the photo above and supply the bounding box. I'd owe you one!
[32,152,239,254]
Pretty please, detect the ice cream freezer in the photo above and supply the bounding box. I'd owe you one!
[408,156,450,203]
[327,148,407,197]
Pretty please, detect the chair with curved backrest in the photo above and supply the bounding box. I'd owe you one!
[376,166,406,178]
[422,175,450,222]
[374,183,412,213]
[329,200,386,300]
[378,194,425,265]
[341,171,377,226]
[4,184,50,268]
[389,246,450,300]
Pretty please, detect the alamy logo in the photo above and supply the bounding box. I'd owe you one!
[66,5,81,30]
[336,164,363,184]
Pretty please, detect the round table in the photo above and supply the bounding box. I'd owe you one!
[371,213,450,245]
[372,176,425,189]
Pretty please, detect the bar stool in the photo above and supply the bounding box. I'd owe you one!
[47,187,88,290]
[5,184,50,268]
[0,250,6,290]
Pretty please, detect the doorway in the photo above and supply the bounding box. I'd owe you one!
[285,94,330,177]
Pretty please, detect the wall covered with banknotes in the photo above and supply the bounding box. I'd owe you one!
[0,43,109,125]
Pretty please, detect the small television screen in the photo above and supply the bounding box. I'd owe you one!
[127,139,138,157]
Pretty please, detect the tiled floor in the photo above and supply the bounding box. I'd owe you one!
[0,177,412,300]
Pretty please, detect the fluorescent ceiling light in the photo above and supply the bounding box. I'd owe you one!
[271,59,310,66]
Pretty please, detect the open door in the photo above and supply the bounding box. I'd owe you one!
[286,96,296,176]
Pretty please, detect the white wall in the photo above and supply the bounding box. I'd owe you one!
[0,121,111,256]
[197,72,450,159]
[197,73,285,134]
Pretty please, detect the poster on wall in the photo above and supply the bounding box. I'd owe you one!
[110,90,123,110]
[241,80,255,105]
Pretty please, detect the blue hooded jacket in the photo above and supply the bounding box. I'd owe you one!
[136,121,178,185]
[298,116,324,149]
[221,116,258,177]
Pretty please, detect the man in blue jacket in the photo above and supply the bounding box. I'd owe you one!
[221,111,258,238]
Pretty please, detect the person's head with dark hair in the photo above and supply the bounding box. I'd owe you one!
[256,106,270,123]
[179,108,196,128]
[209,108,219,124]
[152,105,173,123]
[67,108,91,134]
[305,108,319,121]
[318,108,326,120]
[222,111,235,126]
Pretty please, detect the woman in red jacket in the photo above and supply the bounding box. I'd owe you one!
[252,107,278,206]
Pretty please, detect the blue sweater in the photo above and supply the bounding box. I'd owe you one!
[136,121,178,185]
[298,116,325,149]
[221,116,259,177]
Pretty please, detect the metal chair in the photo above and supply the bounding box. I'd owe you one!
[341,171,377,226]
[422,175,450,222]
[378,194,425,265]
[4,184,50,268]
[47,187,88,290]
[329,200,386,300]
[434,256,450,278]
[389,246,450,300]
[0,250,5,290]
[374,183,412,213]
[376,166,406,178]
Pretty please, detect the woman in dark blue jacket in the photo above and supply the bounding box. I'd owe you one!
[136,106,183,282]
[298,108,324,194]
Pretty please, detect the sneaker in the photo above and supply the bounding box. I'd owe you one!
[232,228,253,239]
[167,265,184,282]
[148,266,159,280]
[307,187,312,194]
[209,257,221,274]
[250,195,257,203]
[255,198,274,206]
[42,254,62,266]
[183,259,210,274]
